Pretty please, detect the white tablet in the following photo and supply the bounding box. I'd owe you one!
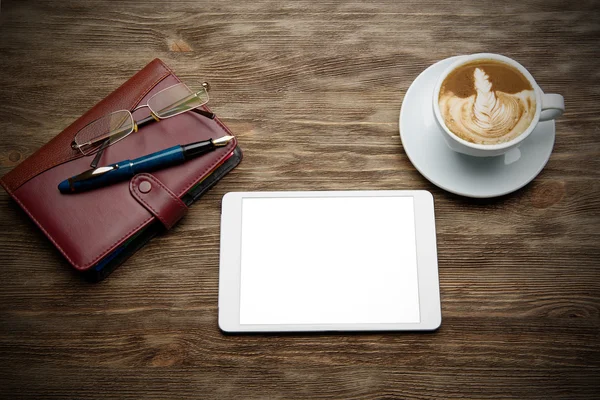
[218,190,441,332]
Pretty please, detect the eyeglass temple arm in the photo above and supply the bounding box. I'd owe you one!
[191,108,216,119]
[128,106,214,130]
[131,107,215,131]
[90,138,110,168]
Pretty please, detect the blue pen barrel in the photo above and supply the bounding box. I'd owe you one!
[69,163,136,192]
[131,145,185,174]
[60,145,186,193]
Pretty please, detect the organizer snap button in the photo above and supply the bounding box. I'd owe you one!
[139,180,152,193]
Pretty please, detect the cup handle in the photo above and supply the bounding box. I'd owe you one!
[540,93,565,121]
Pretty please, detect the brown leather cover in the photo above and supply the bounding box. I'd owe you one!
[0,59,239,271]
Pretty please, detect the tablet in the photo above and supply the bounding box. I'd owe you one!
[218,190,441,332]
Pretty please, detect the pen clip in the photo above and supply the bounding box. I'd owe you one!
[70,165,117,183]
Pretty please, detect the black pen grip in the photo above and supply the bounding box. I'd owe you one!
[182,139,215,159]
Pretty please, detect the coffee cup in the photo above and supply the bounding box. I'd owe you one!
[432,53,565,157]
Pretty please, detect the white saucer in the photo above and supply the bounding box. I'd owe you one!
[399,56,555,198]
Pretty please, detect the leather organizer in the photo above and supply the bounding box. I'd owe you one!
[0,59,242,281]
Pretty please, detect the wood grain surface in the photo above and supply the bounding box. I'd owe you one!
[1,0,599,399]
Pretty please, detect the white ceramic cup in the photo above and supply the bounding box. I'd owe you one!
[432,53,565,157]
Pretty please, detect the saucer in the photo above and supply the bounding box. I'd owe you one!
[399,56,555,198]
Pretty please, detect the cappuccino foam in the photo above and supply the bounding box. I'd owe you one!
[438,60,536,145]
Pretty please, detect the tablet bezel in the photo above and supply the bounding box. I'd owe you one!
[218,190,441,332]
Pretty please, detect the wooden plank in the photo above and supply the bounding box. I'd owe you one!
[0,0,599,399]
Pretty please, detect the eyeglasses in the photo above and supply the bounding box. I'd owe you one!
[71,82,214,168]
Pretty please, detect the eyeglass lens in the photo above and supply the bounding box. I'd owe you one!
[147,83,209,119]
[73,110,134,156]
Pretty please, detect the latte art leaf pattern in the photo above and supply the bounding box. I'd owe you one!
[438,63,537,145]
[472,68,521,136]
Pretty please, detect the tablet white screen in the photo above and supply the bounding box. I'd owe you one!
[239,196,420,325]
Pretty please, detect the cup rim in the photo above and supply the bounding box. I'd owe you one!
[432,53,542,151]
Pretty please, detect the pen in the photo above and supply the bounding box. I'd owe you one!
[58,135,234,194]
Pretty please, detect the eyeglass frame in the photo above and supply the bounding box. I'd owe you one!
[71,82,215,168]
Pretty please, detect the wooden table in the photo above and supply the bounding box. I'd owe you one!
[1,1,598,398]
